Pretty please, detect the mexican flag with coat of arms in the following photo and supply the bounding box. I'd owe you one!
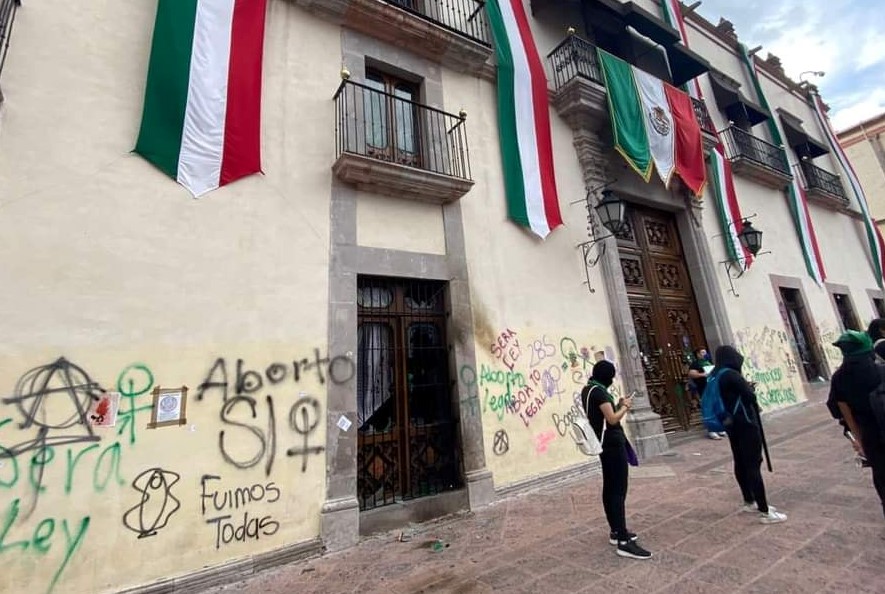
[597,49,706,196]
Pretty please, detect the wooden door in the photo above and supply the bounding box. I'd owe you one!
[617,205,708,432]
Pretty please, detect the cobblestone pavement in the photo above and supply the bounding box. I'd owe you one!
[204,396,885,593]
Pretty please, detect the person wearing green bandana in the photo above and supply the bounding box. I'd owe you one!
[581,360,652,559]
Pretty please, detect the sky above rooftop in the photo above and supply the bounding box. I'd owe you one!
[695,0,885,131]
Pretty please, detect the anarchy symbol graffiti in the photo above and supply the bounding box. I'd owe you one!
[492,429,509,456]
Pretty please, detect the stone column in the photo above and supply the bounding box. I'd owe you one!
[573,129,670,459]
[320,182,361,551]
[443,201,495,509]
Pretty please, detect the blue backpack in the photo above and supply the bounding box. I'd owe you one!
[701,369,748,433]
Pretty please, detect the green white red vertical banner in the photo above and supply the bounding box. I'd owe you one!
[810,92,885,287]
[659,0,701,100]
[486,0,562,239]
[738,44,826,284]
[135,0,267,197]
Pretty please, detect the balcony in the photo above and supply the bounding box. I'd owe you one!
[691,97,718,150]
[293,0,492,74]
[799,160,850,210]
[548,34,714,140]
[720,125,792,189]
[333,79,474,203]
[547,34,608,132]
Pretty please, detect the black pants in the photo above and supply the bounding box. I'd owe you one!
[600,443,629,540]
[860,430,885,518]
[726,423,769,513]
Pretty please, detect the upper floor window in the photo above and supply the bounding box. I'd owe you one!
[364,69,420,168]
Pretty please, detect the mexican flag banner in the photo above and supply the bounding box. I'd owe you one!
[598,49,706,196]
[135,0,268,197]
[486,0,563,239]
[738,43,826,283]
[810,91,885,287]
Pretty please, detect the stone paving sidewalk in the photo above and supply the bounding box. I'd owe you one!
[205,397,885,594]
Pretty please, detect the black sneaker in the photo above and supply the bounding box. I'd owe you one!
[609,531,638,545]
[616,540,652,560]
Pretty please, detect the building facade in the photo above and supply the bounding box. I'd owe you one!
[0,1,881,592]
[838,111,885,237]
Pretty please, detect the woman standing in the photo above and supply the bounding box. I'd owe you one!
[714,345,787,523]
[581,360,652,559]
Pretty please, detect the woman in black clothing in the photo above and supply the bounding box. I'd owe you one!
[581,360,652,559]
[830,331,885,518]
[714,345,787,523]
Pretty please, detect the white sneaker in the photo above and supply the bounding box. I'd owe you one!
[707,432,722,440]
[717,432,728,437]
[760,510,787,524]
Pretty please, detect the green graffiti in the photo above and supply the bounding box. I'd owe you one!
[92,442,124,492]
[28,447,55,494]
[0,419,19,489]
[478,364,525,388]
[61,442,124,495]
[64,445,99,494]
[116,364,155,446]
[0,498,90,593]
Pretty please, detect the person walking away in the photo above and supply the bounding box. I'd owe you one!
[581,360,652,559]
[867,318,885,343]
[689,347,725,440]
[830,331,885,518]
[714,345,787,524]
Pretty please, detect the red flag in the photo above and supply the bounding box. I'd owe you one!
[664,84,706,196]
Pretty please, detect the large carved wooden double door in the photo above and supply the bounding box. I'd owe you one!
[617,205,708,433]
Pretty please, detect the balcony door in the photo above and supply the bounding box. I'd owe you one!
[364,69,421,168]
[618,205,708,433]
[357,276,462,511]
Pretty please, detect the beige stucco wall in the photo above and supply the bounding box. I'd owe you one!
[442,23,624,487]
[842,135,885,222]
[0,2,342,593]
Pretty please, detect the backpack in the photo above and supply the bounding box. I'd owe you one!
[571,385,606,456]
[870,363,885,439]
[701,369,749,433]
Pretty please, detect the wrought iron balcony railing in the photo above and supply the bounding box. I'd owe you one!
[547,34,603,90]
[720,125,790,177]
[0,0,21,85]
[334,79,472,182]
[799,160,848,202]
[691,97,716,136]
[383,0,491,46]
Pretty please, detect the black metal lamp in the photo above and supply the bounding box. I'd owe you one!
[594,190,626,235]
[574,183,625,293]
[718,214,770,297]
[738,219,763,256]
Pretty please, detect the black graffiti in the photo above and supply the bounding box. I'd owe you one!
[552,403,584,437]
[286,397,324,472]
[492,429,509,456]
[200,474,281,514]
[219,395,276,476]
[0,358,105,512]
[122,468,181,539]
[201,474,281,549]
[195,352,354,402]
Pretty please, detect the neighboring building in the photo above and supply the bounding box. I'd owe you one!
[0,1,882,592]
[838,111,885,237]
